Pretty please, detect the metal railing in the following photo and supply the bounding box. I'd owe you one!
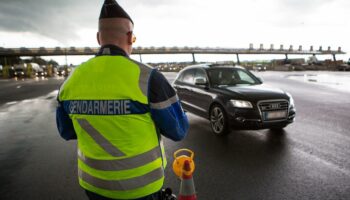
[0,46,346,57]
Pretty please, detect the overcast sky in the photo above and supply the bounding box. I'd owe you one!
[0,0,349,64]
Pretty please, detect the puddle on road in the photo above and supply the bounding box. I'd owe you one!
[0,90,59,113]
[303,74,346,85]
[287,73,350,92]
[5,101,18,105]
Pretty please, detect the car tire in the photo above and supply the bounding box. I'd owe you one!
[209,104,230,136]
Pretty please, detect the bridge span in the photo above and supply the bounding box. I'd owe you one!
[0,45,346,63]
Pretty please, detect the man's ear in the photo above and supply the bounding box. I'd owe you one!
[97,32,101,45]
[127,32,133,45]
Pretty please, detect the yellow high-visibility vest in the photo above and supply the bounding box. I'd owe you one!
[59,55,167,199]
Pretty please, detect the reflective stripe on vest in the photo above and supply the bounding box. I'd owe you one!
[150,95,179,109]
[137,60,153,97]
[78,146,162,171]
[78,167,164,191]
[77,119,125,157]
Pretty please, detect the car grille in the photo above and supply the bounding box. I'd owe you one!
[259,101,289,111]
[258,100,289,121]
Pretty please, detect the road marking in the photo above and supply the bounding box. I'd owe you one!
[293,147,350,178]
[5,101,18,105]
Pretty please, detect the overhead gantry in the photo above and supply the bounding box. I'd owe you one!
[0,44,346,65]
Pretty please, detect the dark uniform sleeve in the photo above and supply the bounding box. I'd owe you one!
[56,90,77,141]
[148,70,189,141]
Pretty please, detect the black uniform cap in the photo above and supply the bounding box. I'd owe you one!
[99,0,133,24]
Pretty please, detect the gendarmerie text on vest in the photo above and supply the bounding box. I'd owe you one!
[69,100,131,115]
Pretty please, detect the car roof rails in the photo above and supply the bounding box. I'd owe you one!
[208,63,236,67]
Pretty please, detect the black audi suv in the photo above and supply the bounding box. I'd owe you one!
[173,64,296,135]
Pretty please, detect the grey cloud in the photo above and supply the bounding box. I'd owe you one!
[278,0,336,12]
[123,0,179,6]
[0,0,178,44]
[0,0,101,44]
[272,0,340,27]
[4,0,340,44]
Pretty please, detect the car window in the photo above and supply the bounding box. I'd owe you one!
[194,69,207,81]
[176,71,185,82]
[180,69,195,84]
[208,68,258,86]
[237,70,256,84]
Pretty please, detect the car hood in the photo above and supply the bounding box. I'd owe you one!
[219,84,288,101]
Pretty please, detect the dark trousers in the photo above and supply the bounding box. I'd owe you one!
[85,190,162,200]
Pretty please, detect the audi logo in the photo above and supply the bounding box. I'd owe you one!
[270,103,280,109]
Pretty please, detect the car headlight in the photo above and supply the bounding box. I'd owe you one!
[230,100,253,108]
[286,92,295,108]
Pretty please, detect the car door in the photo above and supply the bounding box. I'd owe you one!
[173,68,196,110]
[190,68,214,117]
[173,71,186,99]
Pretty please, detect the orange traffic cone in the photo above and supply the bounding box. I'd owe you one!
[178,160,197,200]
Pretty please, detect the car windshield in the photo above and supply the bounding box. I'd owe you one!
[207,68,260,86]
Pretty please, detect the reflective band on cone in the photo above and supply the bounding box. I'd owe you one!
[178,160,197,200]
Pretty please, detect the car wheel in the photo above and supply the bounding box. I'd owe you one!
[210,104,230,136]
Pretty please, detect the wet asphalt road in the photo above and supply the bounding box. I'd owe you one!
[0,77,65,106]
[0,72,350,200]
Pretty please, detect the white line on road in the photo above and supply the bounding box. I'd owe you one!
[5,101,18,105]
[293,147,350,178]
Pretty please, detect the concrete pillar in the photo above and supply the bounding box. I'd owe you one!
[192,53,196,63]
[236,54,240,65]
[2,65,10,78]
[299,45,302,51]
[319,46,322,51]
[280,45,284,50]
[310,46,314,51]
[338,47,342,52]
[260,44,264,50]
[64,49,68,67]
[270,44,274,50]
[139,54,142,63]
[249,43,253,50]
[312,54,317,64]
[289,45,293,51]
[328,46,331,51]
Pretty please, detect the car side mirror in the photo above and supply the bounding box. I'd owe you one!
[257,77,263,83]
[194,77,207,85]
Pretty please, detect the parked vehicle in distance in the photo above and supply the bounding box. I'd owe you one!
[9,66,15,78]
[39,65,48,76]
[14,63,45,77]
[173,64,296,135]
[56,65,68,76]
[253,64,266,71]
[14,64,26,77]
[31,63,45,76]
